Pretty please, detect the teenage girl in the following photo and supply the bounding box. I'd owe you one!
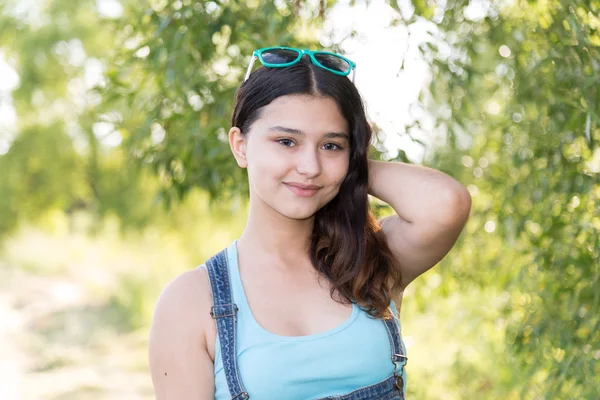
[149,47,471,399]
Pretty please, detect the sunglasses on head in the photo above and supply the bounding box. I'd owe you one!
[244,46,357,83]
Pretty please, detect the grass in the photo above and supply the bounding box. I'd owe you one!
[0,195,245,399]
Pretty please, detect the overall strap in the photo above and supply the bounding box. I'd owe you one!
[205,249,250,400]
[382,308,408,393]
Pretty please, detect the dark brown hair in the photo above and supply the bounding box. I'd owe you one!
[231,58,403,319]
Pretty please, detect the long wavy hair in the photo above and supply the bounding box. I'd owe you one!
[231,58,403,319]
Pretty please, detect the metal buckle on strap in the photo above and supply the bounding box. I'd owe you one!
[232,391,249,400]
[394,374,404,391]
[392,353,408,365]
[392,354,407,391]
[210,303,238,319]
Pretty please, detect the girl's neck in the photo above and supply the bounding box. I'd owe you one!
[238,199,315,268]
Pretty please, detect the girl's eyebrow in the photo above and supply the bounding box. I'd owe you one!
[268,125,348,140]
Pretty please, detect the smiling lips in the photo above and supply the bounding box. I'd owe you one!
[284,182,322,197]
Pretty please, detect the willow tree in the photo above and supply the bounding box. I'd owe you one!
[406,0,599,397]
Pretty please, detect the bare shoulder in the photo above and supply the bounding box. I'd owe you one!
[149,268,215,399]
[153,268,212,318]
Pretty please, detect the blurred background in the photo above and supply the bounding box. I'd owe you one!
[0,0,598,399]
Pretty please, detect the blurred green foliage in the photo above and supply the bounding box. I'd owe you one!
[0,0,599,399]
[0,0,156,237]
[398,0,599,397]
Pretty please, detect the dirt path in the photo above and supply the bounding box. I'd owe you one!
[0,262,154,400]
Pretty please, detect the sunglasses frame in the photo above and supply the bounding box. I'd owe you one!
[244,46,357,83]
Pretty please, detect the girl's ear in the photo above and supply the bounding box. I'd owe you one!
[229,127,247,168]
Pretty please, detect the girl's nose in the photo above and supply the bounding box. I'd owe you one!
[296,148,322,178]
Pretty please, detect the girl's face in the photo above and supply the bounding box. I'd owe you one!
[229,94,351,220]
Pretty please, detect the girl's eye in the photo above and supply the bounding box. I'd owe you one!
[323,143,343,151]
[278,139,294,147]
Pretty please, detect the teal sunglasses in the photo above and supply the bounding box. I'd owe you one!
[244,46,357,83]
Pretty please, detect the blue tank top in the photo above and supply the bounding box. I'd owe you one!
[201,240,408,399]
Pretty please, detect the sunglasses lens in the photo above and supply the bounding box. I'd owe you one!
[314,53,351,74]
[261,48,301,64]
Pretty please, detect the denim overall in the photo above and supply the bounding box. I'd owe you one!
[205,249,408,400]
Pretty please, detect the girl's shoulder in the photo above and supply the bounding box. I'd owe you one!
[150,267,213,344]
